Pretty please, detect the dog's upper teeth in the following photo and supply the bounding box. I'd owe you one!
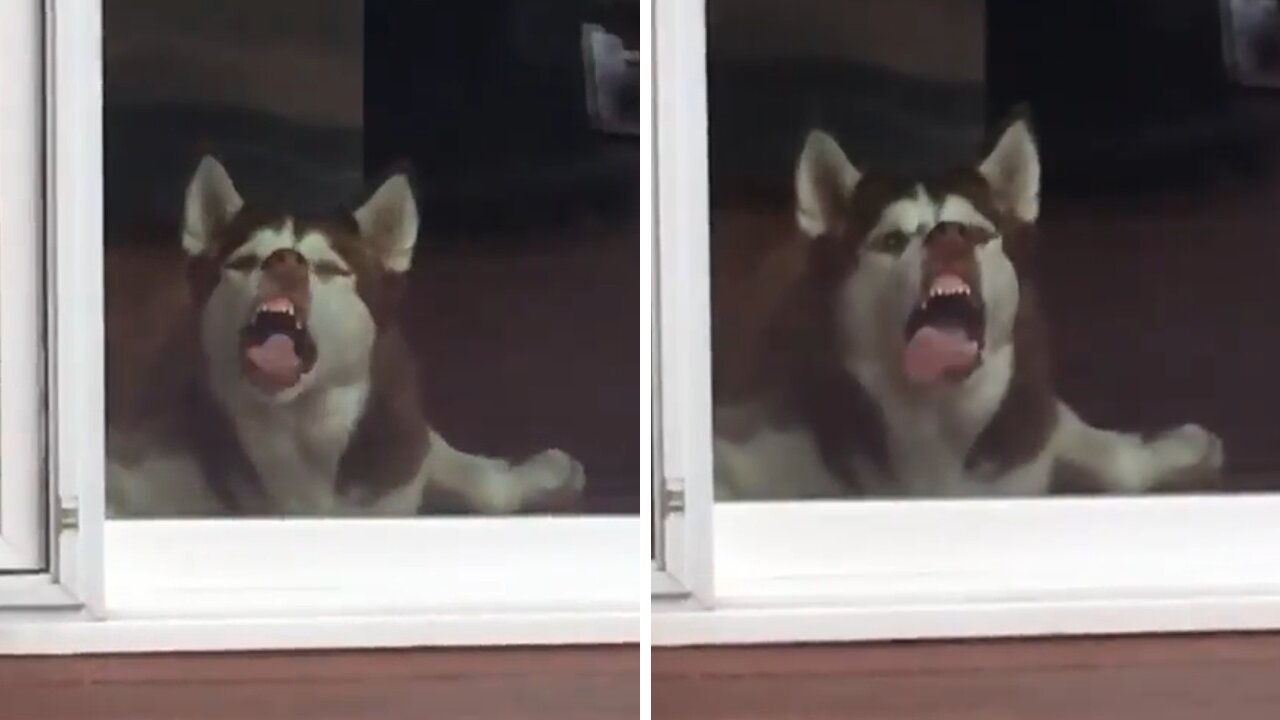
[259,298,294,315]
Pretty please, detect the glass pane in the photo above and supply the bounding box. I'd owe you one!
[103,0,639,517]
[709,0,1265,500]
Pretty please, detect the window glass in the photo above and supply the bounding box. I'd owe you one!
[104,0,639,517]
[710,0,1265,500]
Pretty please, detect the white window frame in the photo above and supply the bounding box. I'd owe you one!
[0,0,53,573]
[650,0,713,607]
[0,0,640,654]
[651,0,1280,646]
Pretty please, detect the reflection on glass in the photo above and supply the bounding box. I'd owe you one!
[709,0,1270,500]
[103,1,639,517]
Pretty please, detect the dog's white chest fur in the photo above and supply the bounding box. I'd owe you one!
[854,345,1050,496]
[226,380,370,514]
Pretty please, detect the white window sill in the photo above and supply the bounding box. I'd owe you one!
[0,516,640,655]
[653,498,1280,646]
[653,590,1280,646]
[6,609,639,655]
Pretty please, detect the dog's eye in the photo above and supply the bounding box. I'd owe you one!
[313,261,352,278]
[224,255,258,272]
[868,231,910,254]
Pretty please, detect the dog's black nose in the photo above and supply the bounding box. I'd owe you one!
[262,249,309,293]
[923,222,971,259]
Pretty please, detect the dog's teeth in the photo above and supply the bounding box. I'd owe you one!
[258,298,295,315]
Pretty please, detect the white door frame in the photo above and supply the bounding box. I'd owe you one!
[0,0,643,653]
[0,0,103,608]
[649,0,1280,646]
[650,0,715,605]
[0,0,52,573]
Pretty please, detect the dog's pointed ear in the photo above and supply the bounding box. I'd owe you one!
[795,130,862,238]
[979,117,1040,222]
[182,155,244,257]
[354,171,419,274]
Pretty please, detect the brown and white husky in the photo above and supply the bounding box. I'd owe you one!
[107,156,585,516]
[714,117,1224,499]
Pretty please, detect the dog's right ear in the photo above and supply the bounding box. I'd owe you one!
[354,171,420,274]
[182,155,244,257]
[978,116,1040,223]
[795,130,861,238]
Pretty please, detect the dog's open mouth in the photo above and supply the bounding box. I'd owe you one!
[903,273,986,384]
[240,297,317,393]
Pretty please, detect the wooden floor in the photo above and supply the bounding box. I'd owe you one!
[0,646,638,720]
[654,634,1280,719]
[13,635,1280,718]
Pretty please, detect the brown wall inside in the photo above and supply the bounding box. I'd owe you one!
[708,0,983,82]
[104,0,363,128]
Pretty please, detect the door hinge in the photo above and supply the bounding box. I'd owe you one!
[57,501,79,533]
[661,484,685,516]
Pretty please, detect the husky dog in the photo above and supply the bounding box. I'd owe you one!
[715,117,1224,499]
[107,156,585,516]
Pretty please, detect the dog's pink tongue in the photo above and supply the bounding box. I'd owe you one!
[904,326,978,384]
[245,334,300,378]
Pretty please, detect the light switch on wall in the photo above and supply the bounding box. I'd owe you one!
[582,23,639,136]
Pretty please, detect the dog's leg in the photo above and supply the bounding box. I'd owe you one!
[419,431,586,514]
[714,425,846,500]
[1052,402,1224,493]
[713,400,851,500]
[107,452,230,518]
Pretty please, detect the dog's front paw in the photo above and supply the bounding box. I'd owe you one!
[514,448,587,511]
[1162,424,1224,470]
[1149,423,1225,492]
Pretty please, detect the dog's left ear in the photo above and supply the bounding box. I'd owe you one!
[354,172,420,273]
[979,118,1040,223]
[183,155,244,257]
[795,130,862,238]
